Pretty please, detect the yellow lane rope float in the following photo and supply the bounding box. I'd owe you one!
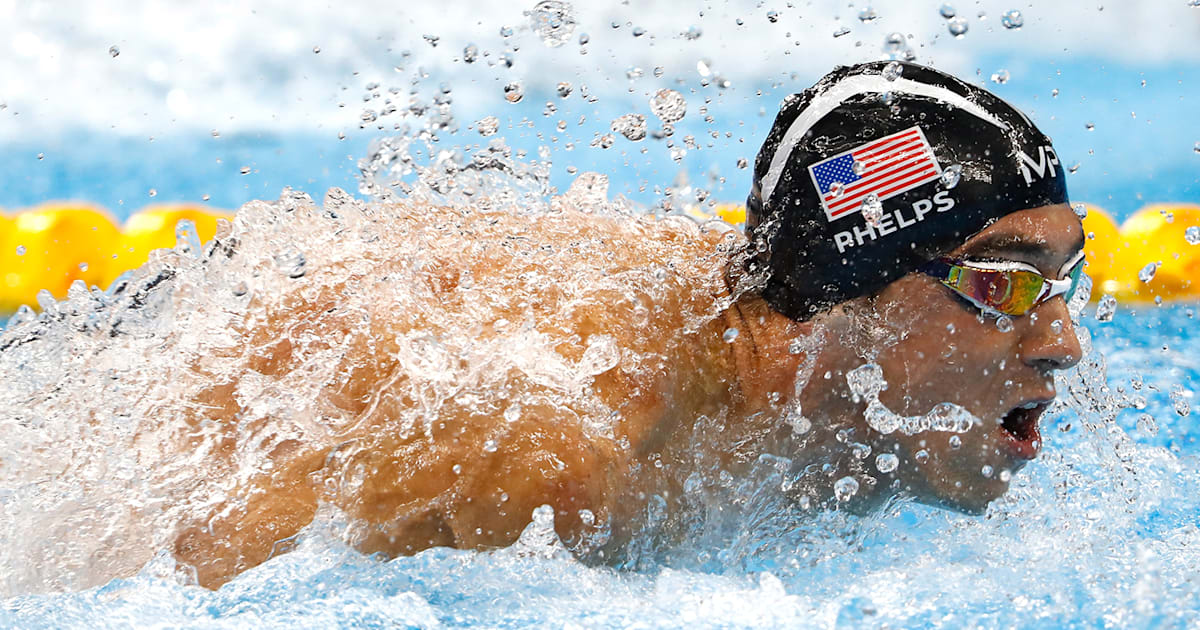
[0,201,1197,314]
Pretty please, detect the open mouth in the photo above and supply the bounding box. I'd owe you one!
[999,401,1047,460]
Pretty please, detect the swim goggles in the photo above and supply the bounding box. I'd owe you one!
[919,251,1086,316]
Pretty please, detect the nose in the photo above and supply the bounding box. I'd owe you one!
[1019,297,1082,372]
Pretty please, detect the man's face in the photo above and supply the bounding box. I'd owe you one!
[825,204,1085,513]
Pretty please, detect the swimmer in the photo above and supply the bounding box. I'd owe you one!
[173,61,1082,588]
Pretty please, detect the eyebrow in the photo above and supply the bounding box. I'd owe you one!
[961,230,1085,273]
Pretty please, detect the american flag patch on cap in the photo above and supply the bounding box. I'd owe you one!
[808,126,943,222]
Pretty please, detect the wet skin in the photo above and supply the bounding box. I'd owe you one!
[728,203,1085,513]
[174,203,1083,588]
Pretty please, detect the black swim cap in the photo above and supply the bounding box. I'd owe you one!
[746,61,1069,321]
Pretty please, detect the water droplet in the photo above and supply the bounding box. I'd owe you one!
[463,44,479,63]
[832,26,851,38]
[1073,202,1088,219]
[858,6,879,22]
[1085,122,1095,131]
[201,194,211,201]
[274,249,307,279]
[991,69,1010,84]
[737,158,748,170]
[996,316,1014,332]
[499,25,514,38]
[882,32,906,55]
[611,113,647,141]
[1138,261,1159,284]
[940,164,962,189]
[1067,162,1080,174]
[1001,9,1024,29]
[78,262,88,272]
[939,4,957,18]
[914,449,930,464]
[834,476,859,501]
[860,193,883,226]
[649,89,687,123]
[829,181,846,198]
[875,453,898,473]
[15,245,25,256]
[723,328,740,343]
[422,34,440,47]
[1096,294,1117,322]
[36,153,44,161]
[980,464,994,478]
[1050,319,1064,334]
[683,26,702,40]
[1136,413,1159,436]
[1052,88,1060,98]
[148,188,157,197]
[766,10,779,23]
[1171,386,1191,417]
[504,82,524,103]
[108,45,120,57]
[239,166,251,175]
[452,463,463,475]
[948,17,969,37]
[483,439,499,453]
[1194,141,1200,154]
[1186,226,1200,245]
[882,61,903,81]
[312,46,320,54]
[528,0,576,47]
[477,115,500,136]
[504,405,521,423]
[949,435,962,449]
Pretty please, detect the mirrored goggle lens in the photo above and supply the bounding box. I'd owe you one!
[946,266,1046,315]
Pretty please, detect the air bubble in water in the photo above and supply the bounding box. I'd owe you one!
[948,17,969,37]
[939,4,956,18]
[477,116,500,136]
[463,44,479,63]
[834,476,859,501]
[108,45,120,57]
[504,82,524,103]
[722,328,739,343]
[991,69,1010,84]
[1138,261,1159,284]
[1096,294,1117,322]
[1001,9,1024,28]
[860,193,883,226]
[1186,226,1200,244]
[1073,202,1088,219]
[611,113,647,141]
[940,164,962,189]
[649,89,687,123]
[528,0,576,47]
[875,453,898,473]
[858,6,879,22]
